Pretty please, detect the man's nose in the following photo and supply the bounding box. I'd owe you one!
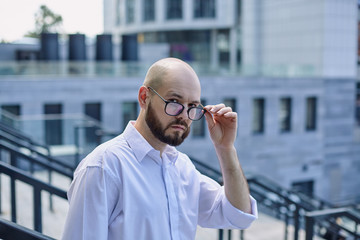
[177,107,189,120]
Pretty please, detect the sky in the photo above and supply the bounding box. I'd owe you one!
[0,0,103,42]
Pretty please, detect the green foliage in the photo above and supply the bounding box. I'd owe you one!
[26,5,63,38]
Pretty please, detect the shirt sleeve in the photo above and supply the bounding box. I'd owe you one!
[61,165,121,240]
[197,173,258,229]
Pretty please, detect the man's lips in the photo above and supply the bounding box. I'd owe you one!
[170,124,186,131]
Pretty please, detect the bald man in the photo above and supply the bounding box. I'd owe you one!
[62,58,257,240]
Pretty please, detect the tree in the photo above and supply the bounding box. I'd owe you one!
[26,5,63,38]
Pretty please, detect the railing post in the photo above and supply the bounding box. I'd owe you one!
[228,229,232,240]
[293,205,300,240]
[0,172,2,214]
[284,211,289,240]
[48,169,53,212]
[10,177,16,223]
[218,229,224,240]
[0,148,2,214]
[240,230,244,240]
[34,187,42,233]
[305,214,314,240]
[10,151,17,223]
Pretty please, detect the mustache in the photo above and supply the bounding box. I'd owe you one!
[165,119,189,130]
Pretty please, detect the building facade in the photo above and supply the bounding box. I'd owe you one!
[0,66,358,204]
[104,0,241,68]
[0,0,359,205]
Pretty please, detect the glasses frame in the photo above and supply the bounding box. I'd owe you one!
[147,86,206,121]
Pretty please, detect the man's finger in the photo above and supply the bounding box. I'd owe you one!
[215,107,233,116]
[204,104,226,113]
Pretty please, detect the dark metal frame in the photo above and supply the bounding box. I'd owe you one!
[0,217,54,240]
[191,157,360,240]
[0,161,67,233]
[305,208,360,240]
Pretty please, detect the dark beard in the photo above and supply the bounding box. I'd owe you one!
[145,102,190,146]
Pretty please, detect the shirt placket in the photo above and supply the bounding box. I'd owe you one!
[162,156,180,240]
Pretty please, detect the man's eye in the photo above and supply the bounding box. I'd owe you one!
[169,99,179,103]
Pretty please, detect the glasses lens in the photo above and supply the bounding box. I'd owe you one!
[166,102,184,116]
[188,107,205,120]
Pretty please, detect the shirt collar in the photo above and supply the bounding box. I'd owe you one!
[123,121,179,165]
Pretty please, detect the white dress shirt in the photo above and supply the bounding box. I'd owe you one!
[62,121,257,240]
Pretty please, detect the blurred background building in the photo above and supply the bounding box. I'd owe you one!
[0,0,360,239]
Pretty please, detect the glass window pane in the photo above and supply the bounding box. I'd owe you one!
[223,98,236,112]
[252,98,265,134]
[116,0,121,25]
[85,103,102,144]
[1,104,21,128]
[126,0,135,23]
[292,180,314,197]
[144,0,155,22]
[356,83,360,126]
[194,0,215,18]
[122,101,138,130]
[167,0,182,19]
[279,97,291,132]
[44,103,63,145]
[306,97,317,131]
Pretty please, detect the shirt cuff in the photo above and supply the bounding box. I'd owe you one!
[222,195,258,229]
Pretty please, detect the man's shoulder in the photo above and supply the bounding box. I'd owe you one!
[75,134,132,172]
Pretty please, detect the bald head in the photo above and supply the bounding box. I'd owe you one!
[143,58,200,91]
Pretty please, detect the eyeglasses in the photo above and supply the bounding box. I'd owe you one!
[147,86,206,121]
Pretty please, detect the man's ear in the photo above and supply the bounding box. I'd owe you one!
[138,86,149,109]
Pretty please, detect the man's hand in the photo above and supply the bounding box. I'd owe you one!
[203,104,237,149]
[202,103,252,214]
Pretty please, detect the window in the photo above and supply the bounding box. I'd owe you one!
[44,104,63,145]
[305,97,317,131]
[143,0,155,22]
[194,0,215,18]
[167,0,182,19]
[192,100,206,137]
[223,98,236,112]
[116,0,121,26]
[122,101,138,130]
[292,180,314,197]
[1,104,20,128]
[356,83,360,126]
[126,0,135,24]
[252,98,265,134]
[236,0,241,23]
[279,97,292,132]
[85,103,102,144]
[217,30,230,64]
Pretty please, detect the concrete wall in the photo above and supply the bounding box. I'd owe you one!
[0,73,358,204]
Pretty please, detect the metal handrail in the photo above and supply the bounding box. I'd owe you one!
[0,161,67,233]
[305,207,360,240]
[0,140,73,178]
[191,157,360,240]
[0,130,75,171]
[0,217,54,240]
[0,121,49,152]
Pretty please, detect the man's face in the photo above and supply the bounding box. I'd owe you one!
[145,101,190,146]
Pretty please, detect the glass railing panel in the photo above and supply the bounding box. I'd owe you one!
[0,61,320,78]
